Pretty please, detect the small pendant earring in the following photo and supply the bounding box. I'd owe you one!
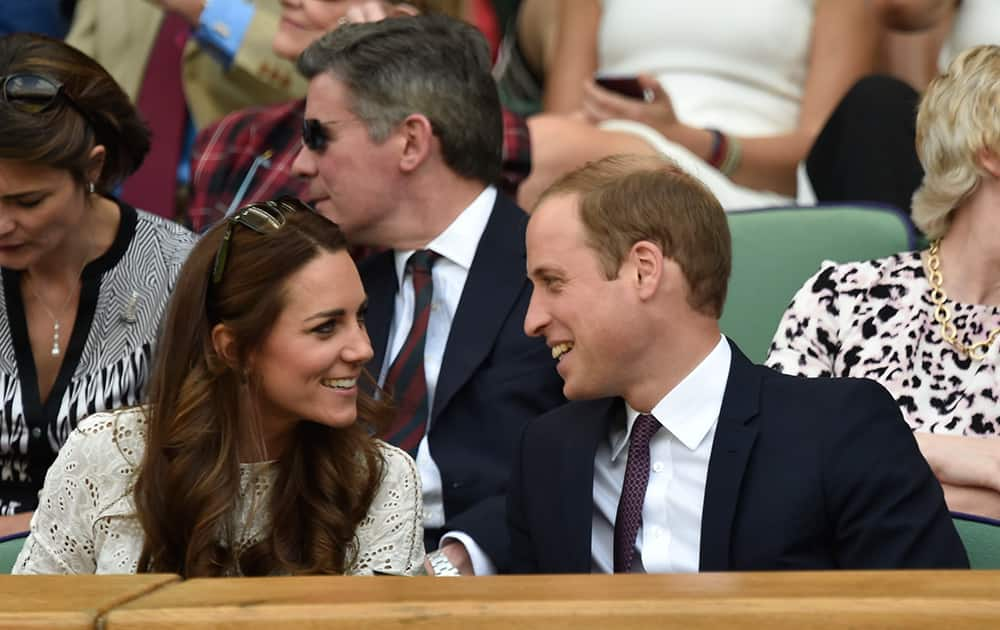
[87,182,96,194]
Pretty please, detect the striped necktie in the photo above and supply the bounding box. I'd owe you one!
[381,250,440,456]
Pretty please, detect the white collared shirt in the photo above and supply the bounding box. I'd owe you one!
[591,336,731,573]
[378,186,497,572]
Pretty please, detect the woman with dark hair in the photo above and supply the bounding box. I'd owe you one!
[13,199,424,576]
[0,33,194,535]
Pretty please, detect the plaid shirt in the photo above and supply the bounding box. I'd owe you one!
[188,99,531,233]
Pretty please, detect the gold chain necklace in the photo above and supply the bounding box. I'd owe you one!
[926,239,1000,361]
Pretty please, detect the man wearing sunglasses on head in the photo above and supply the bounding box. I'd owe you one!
[292,13,565,576]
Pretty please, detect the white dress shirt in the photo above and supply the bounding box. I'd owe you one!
[591,336,731,573]
[378,185,497,574]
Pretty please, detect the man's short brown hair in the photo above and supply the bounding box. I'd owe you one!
[537,154,731,318]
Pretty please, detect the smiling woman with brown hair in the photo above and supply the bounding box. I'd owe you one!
[13,199,424,576]
[0,33,194,537]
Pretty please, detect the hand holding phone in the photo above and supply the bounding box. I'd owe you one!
[594,74,653,102]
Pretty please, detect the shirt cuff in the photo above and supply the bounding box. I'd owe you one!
[193,0,255,68]
[439,531,497,576]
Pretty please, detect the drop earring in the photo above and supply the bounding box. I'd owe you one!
[87,182,96,194]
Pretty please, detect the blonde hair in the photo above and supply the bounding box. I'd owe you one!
[912,45,1000,239]
[537,154,731,318]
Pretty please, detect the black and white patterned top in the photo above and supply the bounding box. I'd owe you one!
[0,201,194,514]
[766,251,1000,436]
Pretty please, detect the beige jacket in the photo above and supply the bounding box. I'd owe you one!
[66,0,306,128]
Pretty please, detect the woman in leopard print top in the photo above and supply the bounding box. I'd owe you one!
[768,45,1000,519]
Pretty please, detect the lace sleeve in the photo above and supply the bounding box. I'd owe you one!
[349,443,425,576]
[13,413,132,574]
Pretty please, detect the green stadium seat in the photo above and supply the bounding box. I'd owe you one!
[721,204,916,363]
[953,512,1000,569]
[0,533,27,574]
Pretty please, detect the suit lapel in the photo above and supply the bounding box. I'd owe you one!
[558,398,621,572]
[360,252,398,383]
[432,195,529,419]
[699,340,760,571]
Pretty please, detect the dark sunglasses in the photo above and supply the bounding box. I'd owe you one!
[211,197,303,285]
[0,73,91,124]
[302,118,331,152]
[302,117,364,152]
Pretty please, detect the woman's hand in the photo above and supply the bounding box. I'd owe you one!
[581,74,677,134]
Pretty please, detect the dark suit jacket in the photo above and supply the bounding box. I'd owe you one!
[360,193,566,571]
[507,340,969,573]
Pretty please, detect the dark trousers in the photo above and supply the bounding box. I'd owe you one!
[807,75,923,215]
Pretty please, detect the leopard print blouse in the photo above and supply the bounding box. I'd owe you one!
[767,251,1000,436]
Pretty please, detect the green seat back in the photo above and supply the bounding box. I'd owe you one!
[0,534,26,574]
[953,513,1000,569]
[721,204,915,363]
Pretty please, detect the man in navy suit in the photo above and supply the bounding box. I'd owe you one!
[509,154,968,574]
[292,15,565,575]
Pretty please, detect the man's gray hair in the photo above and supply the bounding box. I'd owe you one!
[298,14,503,185]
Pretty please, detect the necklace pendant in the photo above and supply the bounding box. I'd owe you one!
[51,322,61,356]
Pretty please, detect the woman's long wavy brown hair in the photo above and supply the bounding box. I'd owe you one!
[135,202,389,577]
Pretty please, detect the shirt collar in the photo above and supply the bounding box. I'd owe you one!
[610,335,731,460]
[393,186,497,282]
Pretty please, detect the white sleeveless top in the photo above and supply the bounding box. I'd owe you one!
[596,0,816,208]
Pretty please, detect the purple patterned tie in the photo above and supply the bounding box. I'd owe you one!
[381,250,440,456]
[613,413,661,573]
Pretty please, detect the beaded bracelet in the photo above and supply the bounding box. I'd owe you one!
[707,129,726,168]
[705,128,742,177]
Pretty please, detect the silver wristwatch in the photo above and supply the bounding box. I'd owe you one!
[425,549,461,577]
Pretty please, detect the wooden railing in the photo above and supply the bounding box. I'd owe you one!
[3,571,999,629]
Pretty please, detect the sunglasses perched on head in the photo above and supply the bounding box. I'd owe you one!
[211,197,304,285]
[1,73,91,124]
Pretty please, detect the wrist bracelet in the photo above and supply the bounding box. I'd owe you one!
[707,128,725,168]
[719,134,743,177]
[705,128,742,177]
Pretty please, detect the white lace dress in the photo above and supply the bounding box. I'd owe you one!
[12,408,425,575]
